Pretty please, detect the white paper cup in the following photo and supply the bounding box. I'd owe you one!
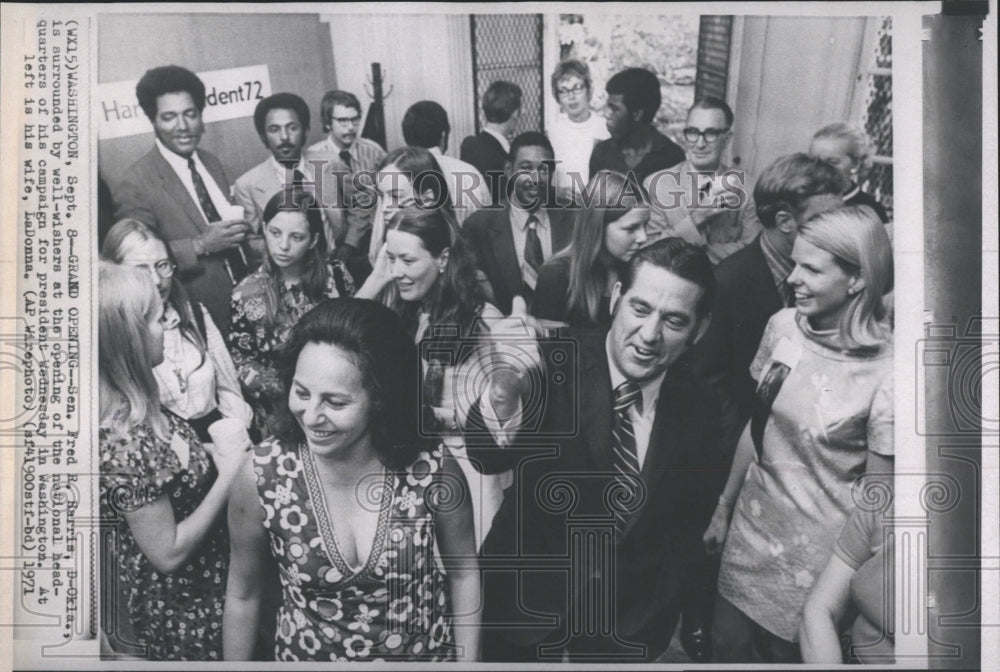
[207,418,251,452]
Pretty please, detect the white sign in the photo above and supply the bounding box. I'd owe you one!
[96,64,271,139]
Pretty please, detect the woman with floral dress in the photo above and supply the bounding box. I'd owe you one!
[223,299,480,661]
[703,206,894,662]
[98,262,248,660]
[227,188,356,438]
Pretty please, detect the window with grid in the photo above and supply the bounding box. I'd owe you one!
[471,14,545,135]
[861,16,893,220]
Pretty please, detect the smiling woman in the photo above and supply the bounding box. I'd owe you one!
[223,299,480,662]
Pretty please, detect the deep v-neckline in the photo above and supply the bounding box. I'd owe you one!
[300,446,394,585]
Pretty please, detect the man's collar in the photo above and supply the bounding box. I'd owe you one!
[604,334,667,416]
[508,201,549,229]
[759,227,795,286]
[428,146,444,157]
[155,137,198,168]
[483,126,511,153]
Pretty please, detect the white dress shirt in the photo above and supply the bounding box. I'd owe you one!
[156,139,230,221]
[605,336,667,469]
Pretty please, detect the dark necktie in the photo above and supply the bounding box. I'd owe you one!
[524,213,544,271]
[777,277,795,308]
[189,157,248,281]
[339,149,352,170]
[188,157,221,222]
[611,381,642,539]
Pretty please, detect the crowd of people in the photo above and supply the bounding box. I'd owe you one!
[98,59,894,664]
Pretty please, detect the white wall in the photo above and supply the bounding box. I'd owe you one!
[322,13,476,155]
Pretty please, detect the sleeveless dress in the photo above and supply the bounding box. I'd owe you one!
[99,409,228,660]
[252,438,455,662]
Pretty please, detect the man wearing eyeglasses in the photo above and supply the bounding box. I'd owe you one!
[307,90,386,280]
[643,97,761,265]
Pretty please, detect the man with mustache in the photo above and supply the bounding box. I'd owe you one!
[234,93,337,268]
[113,65,250,334]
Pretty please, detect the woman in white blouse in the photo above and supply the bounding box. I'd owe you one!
[103,219,253,442]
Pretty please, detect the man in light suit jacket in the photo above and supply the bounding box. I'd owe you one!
[643,97,761,265]
[463,132,573,315]
[461,80,522,206]
[113,65,249,334]
[233,93,346,267]
[465,238,728,662]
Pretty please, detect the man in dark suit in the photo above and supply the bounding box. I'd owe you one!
[589,68,685,185]
[466,238,728,662]
[463,132,573,314]
[113,65,250,333]
[461,80,522,205]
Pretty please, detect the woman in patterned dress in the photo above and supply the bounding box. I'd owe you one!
[98,262,249,660]
[223,299,480,662]
[102,219,253,443]
[227,187,356,438]
[703,206,894,662]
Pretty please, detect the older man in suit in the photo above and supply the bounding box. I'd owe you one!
[461,80,522,205]
[113,65,249,333]
[463,132,573,314]
[465,238,727,662]
[643,97,761,265]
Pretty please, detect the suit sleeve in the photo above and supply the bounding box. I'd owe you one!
[232,178,262,234]
[531,261,568,323]
[112,176,200,271]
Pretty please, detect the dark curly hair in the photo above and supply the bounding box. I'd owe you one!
[273,298,427,469]
[379,206,486,341]
[136,65,206,122]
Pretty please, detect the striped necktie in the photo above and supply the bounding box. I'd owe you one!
[611,381,642,538]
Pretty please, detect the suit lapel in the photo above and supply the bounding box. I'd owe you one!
[579,333,615,472]
[488,208,524,301]
[620,368,683,538]
[151,148,208,236]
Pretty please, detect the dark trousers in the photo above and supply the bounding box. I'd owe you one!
[711,593,801,663]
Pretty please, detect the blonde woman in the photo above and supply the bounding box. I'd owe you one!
[99,262,247,660]
[704,206,894,662]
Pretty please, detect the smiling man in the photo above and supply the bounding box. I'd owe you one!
[465,237,728,662]
[113,64,250,334]
[643,97,761,265]
[463,132,573,313]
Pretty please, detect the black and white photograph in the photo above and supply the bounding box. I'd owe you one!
[0,2,995,670]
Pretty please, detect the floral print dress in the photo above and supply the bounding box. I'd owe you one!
[228,260,353,437]
[99,409,228,660]
[253,438,455,662]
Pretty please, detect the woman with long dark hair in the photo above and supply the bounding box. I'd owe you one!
[361,205,507,548]
[227,187,355,437]
[223,299,480,661]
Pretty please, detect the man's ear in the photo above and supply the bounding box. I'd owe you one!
[440,130,450,154]
[774,210,797,235]
[631,107,645,124]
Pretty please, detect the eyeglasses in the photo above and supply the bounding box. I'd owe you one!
[556,83,587,97]
[128,260,176,279]
[332,115,361,126]
[682,127,731,144]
